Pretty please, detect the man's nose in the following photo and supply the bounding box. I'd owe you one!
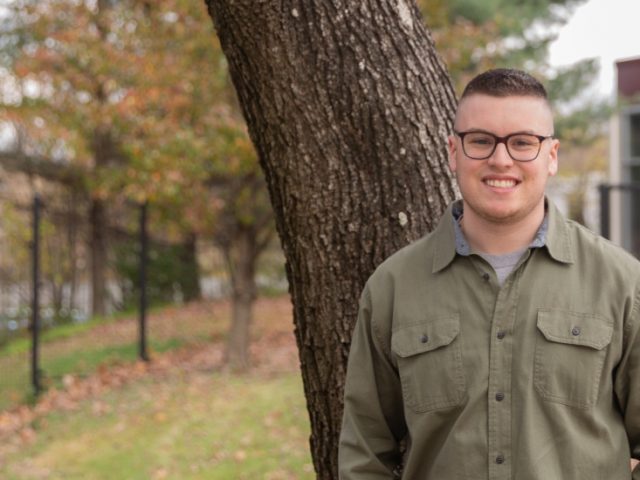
[488,141,514,167]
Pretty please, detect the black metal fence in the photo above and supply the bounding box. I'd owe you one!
[29,196,150,396]
[0,193,229,412]
[599,183,640,259]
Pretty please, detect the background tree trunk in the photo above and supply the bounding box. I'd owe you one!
[180,232,202,302]
[223,225,258,371]
[67,193,80,311]
[90,199,108,316]
[205,1,458,477]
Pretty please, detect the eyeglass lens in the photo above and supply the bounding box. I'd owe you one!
[463,132,541,161]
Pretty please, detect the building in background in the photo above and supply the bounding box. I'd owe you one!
[606,56,640,258]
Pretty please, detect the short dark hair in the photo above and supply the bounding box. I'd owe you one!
[461,68,548,100]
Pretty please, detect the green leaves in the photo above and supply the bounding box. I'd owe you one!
[417,0,589,94]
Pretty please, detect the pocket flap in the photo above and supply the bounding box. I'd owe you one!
[392,315,460,358]
[536,310,612,350]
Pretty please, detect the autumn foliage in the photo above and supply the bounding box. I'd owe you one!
[1,0,273,365]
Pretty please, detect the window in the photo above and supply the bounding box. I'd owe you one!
[631,113,640,160]
[629,165,640,259]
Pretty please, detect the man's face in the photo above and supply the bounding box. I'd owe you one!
[448,94,559,227]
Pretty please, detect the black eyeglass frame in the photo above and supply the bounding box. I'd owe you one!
[454,130,555,162]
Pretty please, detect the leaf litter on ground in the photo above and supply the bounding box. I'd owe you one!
[0,295,303,472]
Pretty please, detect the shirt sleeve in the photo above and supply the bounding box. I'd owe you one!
[338,284,407,479]
[614,288,640,479]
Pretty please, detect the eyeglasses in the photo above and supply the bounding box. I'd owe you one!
[454,130,554,162]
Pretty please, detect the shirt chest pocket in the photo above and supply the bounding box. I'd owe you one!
[391,315,466,413]
[534,310,613,409]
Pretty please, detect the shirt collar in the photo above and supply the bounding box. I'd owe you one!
[544,198,574,264]
[432,198,573,273]
[431,202,459,273]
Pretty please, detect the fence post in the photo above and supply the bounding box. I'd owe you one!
[599,184,611,240]
[31,193,42,396]
[139,201,149,362]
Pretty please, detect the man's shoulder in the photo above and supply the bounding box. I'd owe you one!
[367,231,437,288]
[566,218,640,272]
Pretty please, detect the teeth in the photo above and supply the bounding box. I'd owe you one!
[485,179,516,188]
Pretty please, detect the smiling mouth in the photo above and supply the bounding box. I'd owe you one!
[484,178,518,188]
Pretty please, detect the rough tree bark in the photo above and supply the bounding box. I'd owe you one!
[205,1,457,477]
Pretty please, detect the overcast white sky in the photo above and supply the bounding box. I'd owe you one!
[548,0,640,98]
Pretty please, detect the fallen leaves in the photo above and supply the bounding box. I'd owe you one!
[0,296,298,466]
[153,411,168,423]
[233,450,247,462]
[152,467,169,479]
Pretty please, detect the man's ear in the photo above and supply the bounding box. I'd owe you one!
[547,138,559,177]
[448,135,458,173]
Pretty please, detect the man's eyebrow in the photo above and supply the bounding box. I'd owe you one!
[455,128,538,135]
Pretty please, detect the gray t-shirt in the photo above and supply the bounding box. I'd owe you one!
[479,249,527,286]
[451,202,547,286]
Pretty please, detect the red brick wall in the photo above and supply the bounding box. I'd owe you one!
[617,57,640,98]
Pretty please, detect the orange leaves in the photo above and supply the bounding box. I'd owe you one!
[13,63,32,79]
[115,90,143,116]
[5,0,271,246]
[50,28,85,45]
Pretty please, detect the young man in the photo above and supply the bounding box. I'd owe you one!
[339,69,640,479]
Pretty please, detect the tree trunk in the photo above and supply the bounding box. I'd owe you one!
[180,232,202,302]
[67,193,79,311]
[90,199,108,316]
[205,1,457,477]
[90,119,117,317]
[223,225,258,371]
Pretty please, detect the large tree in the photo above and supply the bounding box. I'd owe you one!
[205,1,457,477]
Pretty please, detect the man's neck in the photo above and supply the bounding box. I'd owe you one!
[460,204,545,255]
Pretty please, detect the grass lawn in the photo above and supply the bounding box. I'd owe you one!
[0,300,240,411]
[0,296,314,479]
[0,370,313,479]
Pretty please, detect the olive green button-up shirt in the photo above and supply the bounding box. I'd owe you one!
[339,200,640,480]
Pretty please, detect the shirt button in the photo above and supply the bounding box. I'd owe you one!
[571,326,581,336]
[420,334,429,343]
[496,454,505,464]
[495,392,505,402]
[482,272,490,281]
[497,331,506,340]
